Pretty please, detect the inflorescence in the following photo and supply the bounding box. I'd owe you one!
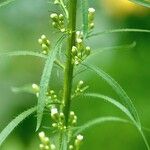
[36,1,95,149]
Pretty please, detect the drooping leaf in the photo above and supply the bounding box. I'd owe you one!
[73,115,150,150]
[0,51,47,59]
[0,106,36,146]
[74,116,129,136]
[82,93,135,122]
[87,28,150,38]
[81,0,89,36]
[82,62,141,128]
[129,0,150,8]
[36,35,65,131]
[0,0,15,7]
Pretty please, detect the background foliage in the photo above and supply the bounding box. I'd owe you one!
[0,0,150,149]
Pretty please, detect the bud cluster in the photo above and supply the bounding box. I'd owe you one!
[38,35,50,55]
[50,13,66,32]
[75,80,88,96]
[50,107,66,131]
[38,131,56,150]
[45,89,61,108]
[71,31,91,65]
[69,111,77,126]
[32,83,39,97]
[69,134,84,150]
[88,8,95,30]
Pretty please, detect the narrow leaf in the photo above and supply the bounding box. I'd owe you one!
[81,0,89,36]
[74,116,129,136]
[73,115,150,150]
[82,62,141,128]
[129,0,150,8]
[0,51,47,59]
[82,93,135,122]
[11,84,35,95]
[36,35,65,131]
[87,28,150,38]
[0,106,36,146]
[0,0,15,7]
[90,41,136,57]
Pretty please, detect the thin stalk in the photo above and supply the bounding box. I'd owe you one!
[63,0,77,126]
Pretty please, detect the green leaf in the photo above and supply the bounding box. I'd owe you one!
[82,62,141,128]
[0,51,47,59]
[90,41,136,57]
[82,93,135,122]
[87,28,150,38]
[81,0,89,36]
[36,35,65,131]
[129,0,150,8]
[0,0,15,7]
[74,116,129,136]
[0,106,36,146]
[73,115,150,150]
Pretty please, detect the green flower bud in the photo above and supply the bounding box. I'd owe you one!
[42,44,48,51]
[50,13,58,22]
[69,145,74,150]
[38,38,43,45]
[85,46,91,55]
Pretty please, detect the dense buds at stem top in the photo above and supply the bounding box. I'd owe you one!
[38,35,50,55]
[88,8,95,30]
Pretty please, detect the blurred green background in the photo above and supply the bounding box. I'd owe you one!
[0,0,150,149]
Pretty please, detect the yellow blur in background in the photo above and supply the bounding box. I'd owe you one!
[102,0,149,18]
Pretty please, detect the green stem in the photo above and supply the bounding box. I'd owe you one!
[63,0,77,126]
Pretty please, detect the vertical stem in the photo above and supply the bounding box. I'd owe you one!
[63,0,77,126]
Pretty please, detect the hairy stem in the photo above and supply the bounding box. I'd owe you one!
[63,0,77,126]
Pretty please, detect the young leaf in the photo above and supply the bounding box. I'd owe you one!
[36,35,65,131]
[82,62,141,128]
[129,0,150,8]
[0,51,47,59]
[74,116,129,137]
[87,28,150,38]
[81,0,89,36]
[0,0,15,7]
[0,106,36,146]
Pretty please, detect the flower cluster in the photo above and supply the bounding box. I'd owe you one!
[69,134,84,150]
[50,107,66,131]
[71,31,91,65]
[88,8,95,30]
[38,35,50,55]
[74,80,88,96]
[50,13,66,32]
[38,131,56,150]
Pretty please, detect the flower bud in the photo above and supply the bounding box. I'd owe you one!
[32,83,39,93]
[50,13,58,22]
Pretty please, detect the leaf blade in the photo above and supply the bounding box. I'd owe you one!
[0,51,47,59]
[88,28,150,38]
[74,116,129,136]
[83,62,141,128]
[129,0,150,8]
[36,35,65,130]
[0,106,36,146]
